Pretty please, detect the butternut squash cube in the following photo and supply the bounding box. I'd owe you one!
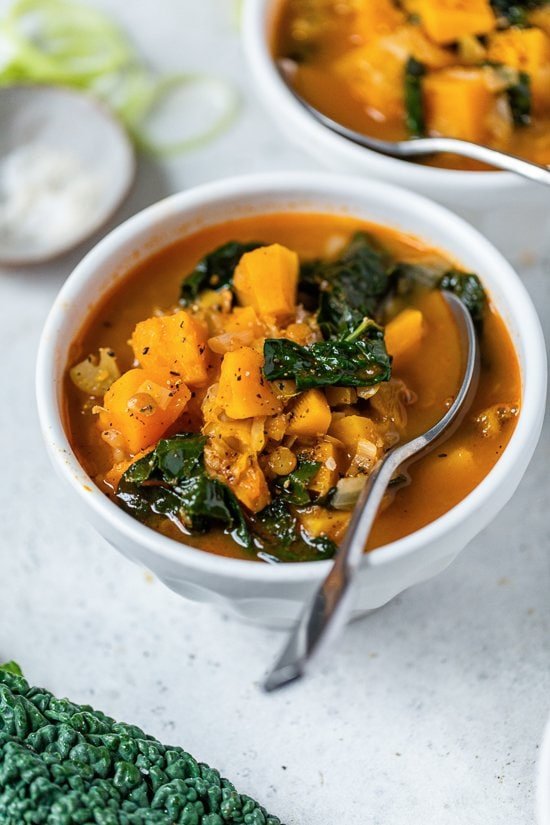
[131,310,209,386]
[333,25,453,122]
[353,0,405,40]
[330,414,381,455]
[222,306,264,335]
[203,429,270,513]
[233,244,298,322]
[299,506,350,544]
[233,458,271,513]
[217,346,282,419]
[300,440,344,496]
[487,28,550,113]
[325,386,357,406]
[99,369,191,455]
[423,67,498,142]
[287,389,332,438]
[417,0,496,46]
[385,308,425,368]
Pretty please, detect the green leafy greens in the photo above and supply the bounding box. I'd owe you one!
[392,262,487,325]
[300,232,393,335]
[0,661,23,676]
[273,460,321,505]
[180,240,263,306]
[487,63,532,126]
[439,270,487,325]
[404,57,427,137]
[117,439,336,562]
[117,434,251,548]
[490,0,545,25]
[254,499,337,563]
[507,71,532,127]
[264,316,391,390]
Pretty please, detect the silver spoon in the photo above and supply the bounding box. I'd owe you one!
[264,291,480,692]
[277,60,550,188]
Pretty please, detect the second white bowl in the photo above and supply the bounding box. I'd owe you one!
[242,0,550,221]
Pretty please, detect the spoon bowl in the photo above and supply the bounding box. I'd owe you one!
[265,291,480,691]
[0,85,135,267]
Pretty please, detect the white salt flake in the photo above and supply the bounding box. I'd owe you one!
[0,143,104,258]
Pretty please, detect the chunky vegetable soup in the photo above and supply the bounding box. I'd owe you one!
[274,0,550,170]
[65,213,520,562]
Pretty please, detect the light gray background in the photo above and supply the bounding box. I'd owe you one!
[1,2,549,823]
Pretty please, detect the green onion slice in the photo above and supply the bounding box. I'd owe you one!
[0,0,238,154]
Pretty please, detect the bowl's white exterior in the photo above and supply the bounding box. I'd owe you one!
[242,0,550,219]
[36,173,546,628]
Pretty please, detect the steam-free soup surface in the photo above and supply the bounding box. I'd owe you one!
[65,213,520,561]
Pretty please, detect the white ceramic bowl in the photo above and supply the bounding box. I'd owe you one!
[242,0,550,219]
[538,718,550,825]
[36,172,547,628]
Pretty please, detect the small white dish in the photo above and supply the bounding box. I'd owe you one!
[36,172,547,628]
[0,85,135,266]
[538,718,550,824]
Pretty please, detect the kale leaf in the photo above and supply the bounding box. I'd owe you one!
[118,437,335,561]
[439,270,487,325]
[254,498,298,549]
[391,260,448,296]
[301,232,393,336]
[273,460,321,506]
[391,262,487,325]
[179,241,263,306]
[253,462,338,561]
[0,661,23,676]
[275,530,337,563]
[507,71,531,126]
[490,0,545,24]
[254,498,337,562]
[117,434,252,548]
[263,318,392,390]
[487,63,532,126]
[404,57,426,138]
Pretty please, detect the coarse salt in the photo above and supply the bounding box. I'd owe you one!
[0,143,103,258]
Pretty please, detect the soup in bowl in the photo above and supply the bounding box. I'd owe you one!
[274,0,550,171]
[243,0,550,212]
[37,173,546,625]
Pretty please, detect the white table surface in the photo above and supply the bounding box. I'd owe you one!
[1,2,549,823]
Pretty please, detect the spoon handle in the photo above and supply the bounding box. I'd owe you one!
[263,293,478,693]
[263,449,402,693]
[397,137,550,187]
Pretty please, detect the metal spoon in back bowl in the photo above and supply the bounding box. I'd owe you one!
[264,291,480,693]
[277,60,550,188]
